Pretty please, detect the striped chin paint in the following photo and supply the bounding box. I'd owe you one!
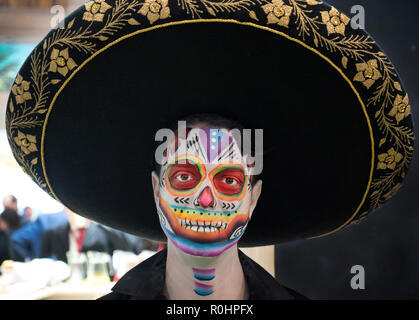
[160,218,246,257]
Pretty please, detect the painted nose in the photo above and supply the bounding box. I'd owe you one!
[197,186,215,208]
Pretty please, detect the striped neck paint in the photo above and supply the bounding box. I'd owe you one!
[193,267,215,296]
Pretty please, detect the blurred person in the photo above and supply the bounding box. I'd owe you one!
[10,208,68,262]
[2,195,31,226]
[0,229,12,266]
[0,208,22,264]
[40,207,151,264]
[0,208,21,233]
[2,195,18,212]
[23,207,37,223]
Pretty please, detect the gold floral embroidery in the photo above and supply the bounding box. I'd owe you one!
[49,48,78,77]
[139,0,170,24]
[377,148,403,170]
[388,94,411,124]
[4,0,414,222]
[382,183,402,201]
[320,7,350,36]
[83,0,112,22]
[262,0,292,27]
[13,131,38,155]
[353,59,382,89]
[7,0,142,200]
[11,74,32,104]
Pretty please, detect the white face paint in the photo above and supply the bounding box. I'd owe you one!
[155,127,257,257]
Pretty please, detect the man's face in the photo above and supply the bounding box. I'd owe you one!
[152,127,262,257]
[24,207,33,220]
[3,196,17,212]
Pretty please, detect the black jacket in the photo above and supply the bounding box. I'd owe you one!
[40,222,149,263]
[0,230,13,265]
[99,248,306,300]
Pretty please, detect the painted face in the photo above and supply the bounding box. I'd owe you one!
[155,127,256,257]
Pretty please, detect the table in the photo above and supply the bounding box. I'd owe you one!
[0,281,114,300]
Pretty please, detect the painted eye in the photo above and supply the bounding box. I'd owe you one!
[168,162,201,190]
[224,177,238,185]
[176,173,193,182]
[213,168,245,195]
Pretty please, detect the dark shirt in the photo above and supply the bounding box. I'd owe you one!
[99,248,306,300]
[0,230,13,265]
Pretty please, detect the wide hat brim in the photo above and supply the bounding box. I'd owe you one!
[6,0,414,246]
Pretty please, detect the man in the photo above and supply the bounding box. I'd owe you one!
[23,207,37,223]
[100,114,306,299]
[2,195,31,226]
[0,208,22,263]
[10,208,67,261]
[0,208,21,232]
[5,0,413,300]
[2,195,18,212]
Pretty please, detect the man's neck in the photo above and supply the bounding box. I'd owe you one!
[164,240,248,300]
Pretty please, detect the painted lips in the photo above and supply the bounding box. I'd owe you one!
[159,197,249,243]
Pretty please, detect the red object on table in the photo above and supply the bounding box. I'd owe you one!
[70,227,86,253]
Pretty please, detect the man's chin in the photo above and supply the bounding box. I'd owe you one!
[161,223,243,257]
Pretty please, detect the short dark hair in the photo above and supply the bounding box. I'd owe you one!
[153,113,260,185]
[5,195,17,204]
[0,208,21,230]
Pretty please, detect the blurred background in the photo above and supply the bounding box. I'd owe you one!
[0,0,418,300]
[0,1,162,300]
[0,0,276,299]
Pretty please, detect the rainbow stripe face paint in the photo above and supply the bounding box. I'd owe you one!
[193,268,215,296]
[193,268,215,281]
[194,282,214,296]
[156,127,255,257]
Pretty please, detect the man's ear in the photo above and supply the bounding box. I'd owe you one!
[249,179,262,220]
[151,171,161,207]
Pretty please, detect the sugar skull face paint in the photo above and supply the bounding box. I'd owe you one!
[154,127,260,257]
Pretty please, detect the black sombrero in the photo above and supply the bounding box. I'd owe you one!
[5,0,414,246]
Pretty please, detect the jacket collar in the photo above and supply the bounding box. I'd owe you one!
[111,248,303,300]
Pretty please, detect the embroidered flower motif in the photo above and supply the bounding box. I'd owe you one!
[353,59,382,89]
[11,74,32,104]
[83,0,112,22]
[377,148,403,170]
[49,48,77,77]
[139,0,170,24]
[388,94,411,124]
[13,131,38,155]
[262,0,293,28]
[320,7,350,36]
